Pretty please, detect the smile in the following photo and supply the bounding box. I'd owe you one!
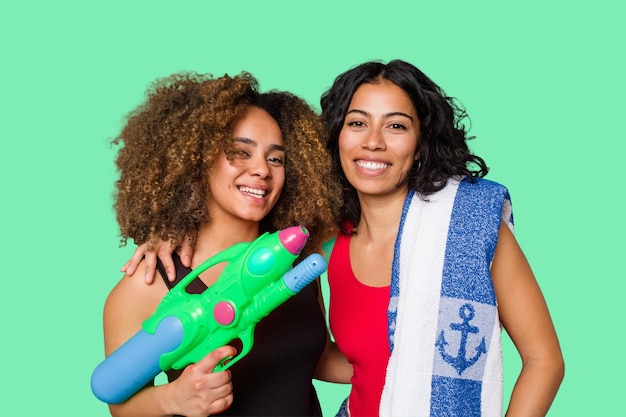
[238,186,267,199]
[356,160,390,170]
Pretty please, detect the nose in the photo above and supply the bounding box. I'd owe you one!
[362,128,386,151]
[248,155,271,178]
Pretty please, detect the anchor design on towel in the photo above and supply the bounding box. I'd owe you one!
[436,303,487,375]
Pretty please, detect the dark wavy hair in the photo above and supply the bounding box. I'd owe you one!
[113,71,340,255]
[320,59,489,229]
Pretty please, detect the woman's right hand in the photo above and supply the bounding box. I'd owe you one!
[161,345,236,417]
[121,235,195,284]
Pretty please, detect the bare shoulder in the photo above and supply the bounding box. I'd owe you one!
[491,221,538,307]
[105,261,167,312]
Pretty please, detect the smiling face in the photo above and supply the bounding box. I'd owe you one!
[207,106,286,226]
[338,81,420,200]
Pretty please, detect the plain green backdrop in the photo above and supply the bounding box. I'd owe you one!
[1,1,623,415]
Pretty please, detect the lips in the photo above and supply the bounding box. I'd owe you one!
[238,186,268,199]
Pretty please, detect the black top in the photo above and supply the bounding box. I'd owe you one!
[157,252,326,416]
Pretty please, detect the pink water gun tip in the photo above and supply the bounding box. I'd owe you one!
[278,225,309,255]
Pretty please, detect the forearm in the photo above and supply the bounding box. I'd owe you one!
[108,384,174,417]
[505,357,565,417]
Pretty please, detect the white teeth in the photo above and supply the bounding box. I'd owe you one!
[356,160,389,170]
[239,186,267,198]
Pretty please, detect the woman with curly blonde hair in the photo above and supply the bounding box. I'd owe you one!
[100,71,349,417]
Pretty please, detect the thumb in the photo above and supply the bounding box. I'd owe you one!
[195,345,237,373]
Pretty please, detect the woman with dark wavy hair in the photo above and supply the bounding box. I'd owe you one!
[321,60,564,417]
[321,60,488,231]
[100,71,350,417]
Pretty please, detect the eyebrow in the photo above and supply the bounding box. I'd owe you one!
[346,109,415,122]
[234,137,285,152]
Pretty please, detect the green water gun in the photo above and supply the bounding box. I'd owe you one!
[91,225,326,404]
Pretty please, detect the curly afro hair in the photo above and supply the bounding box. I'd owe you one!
[113,71,340,255]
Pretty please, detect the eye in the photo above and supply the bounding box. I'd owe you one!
[389,123,407,130]
[267,155,285,167]
[347,120,365,128]
[233,147,251,158]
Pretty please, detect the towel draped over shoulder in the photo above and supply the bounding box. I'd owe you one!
[337,177,513,417]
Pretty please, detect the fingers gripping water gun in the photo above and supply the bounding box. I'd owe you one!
[91,225,327,404]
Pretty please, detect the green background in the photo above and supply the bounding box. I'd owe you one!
[1,1,623,415]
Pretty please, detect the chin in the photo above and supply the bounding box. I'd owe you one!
[238,211,268,223]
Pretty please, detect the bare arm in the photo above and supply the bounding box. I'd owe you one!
[103,261,234,417]
[492,222,564,417]
[314,338,353,383]
[313,278,353,383]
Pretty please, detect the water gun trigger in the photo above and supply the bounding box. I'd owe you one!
[214,353,236,372]
[213,330,254,372]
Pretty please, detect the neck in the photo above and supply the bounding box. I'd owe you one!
[355,189,409,241]
[192,219,260,268]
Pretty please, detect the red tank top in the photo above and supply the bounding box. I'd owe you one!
[328,231,391,417]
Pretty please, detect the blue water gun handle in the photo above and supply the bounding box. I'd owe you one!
[91,316,185,404]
